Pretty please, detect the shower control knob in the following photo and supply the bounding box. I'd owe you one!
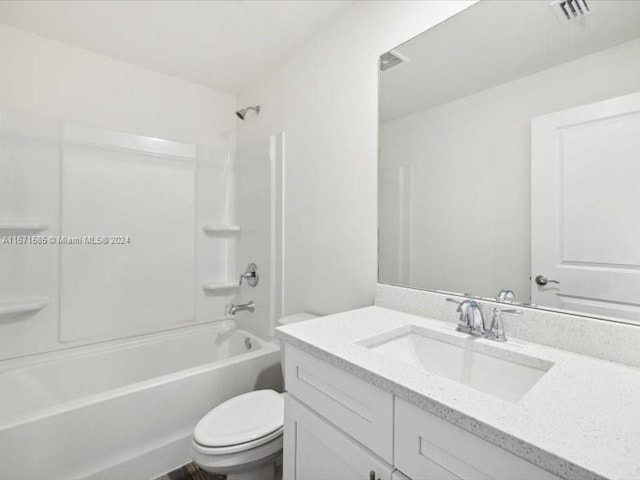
[239,263,259,287]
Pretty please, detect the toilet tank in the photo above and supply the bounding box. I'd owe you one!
[277,313,318,377]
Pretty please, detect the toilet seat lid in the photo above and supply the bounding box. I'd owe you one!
[194,390,284,448]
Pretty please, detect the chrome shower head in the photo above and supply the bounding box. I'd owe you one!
[236,105,261,120]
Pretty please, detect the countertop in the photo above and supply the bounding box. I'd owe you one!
[276,306,640,480]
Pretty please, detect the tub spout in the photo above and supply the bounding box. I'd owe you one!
[228,301,255,315]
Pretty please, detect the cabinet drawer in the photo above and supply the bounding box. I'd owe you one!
[394,398,562,480]
[284,345,394,463]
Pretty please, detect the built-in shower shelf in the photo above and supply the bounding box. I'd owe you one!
[202,282,239,292]
[0,298,48,317]
[202,225,240,234]
[0,222,48,234]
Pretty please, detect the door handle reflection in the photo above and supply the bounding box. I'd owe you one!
[535,275,560,286]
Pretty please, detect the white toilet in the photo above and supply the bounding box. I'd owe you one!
[191,313,318,480]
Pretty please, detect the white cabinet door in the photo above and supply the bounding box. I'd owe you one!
[284,394,393,480]
[394,398,561,480]
[531,92,640,323]
[284,345,394,463]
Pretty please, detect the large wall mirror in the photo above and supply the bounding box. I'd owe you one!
[378,0,640,325]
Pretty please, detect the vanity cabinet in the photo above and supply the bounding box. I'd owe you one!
[283,344,563,480]
[284,394,394,480]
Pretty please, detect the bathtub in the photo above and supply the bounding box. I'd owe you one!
[0,320,281,480]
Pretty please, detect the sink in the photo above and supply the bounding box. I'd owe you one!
[362,327,552,403]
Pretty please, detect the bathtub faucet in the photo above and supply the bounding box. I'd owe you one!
[229,301,255,315]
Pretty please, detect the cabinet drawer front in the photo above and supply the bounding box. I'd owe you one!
[284,395,393,480]
[395,398,562,480]
[285,345,394,463]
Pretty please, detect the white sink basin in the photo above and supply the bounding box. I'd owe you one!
[363,327,552,403]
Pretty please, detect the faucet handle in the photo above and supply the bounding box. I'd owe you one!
[445,296,473,308]
[445,297,463,305]
[239,263,259,287]
[487,308,522,342]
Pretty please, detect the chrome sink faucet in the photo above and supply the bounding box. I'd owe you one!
[447,298,485,336]
[446,298,522,342]
[496,289,516,303]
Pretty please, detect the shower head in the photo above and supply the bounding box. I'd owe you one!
[236,105,261,120]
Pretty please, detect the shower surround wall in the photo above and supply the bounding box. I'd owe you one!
[233,133,285,340]
[0,113,239,360]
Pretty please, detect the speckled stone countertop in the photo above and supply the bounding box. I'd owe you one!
[276,306,640,480]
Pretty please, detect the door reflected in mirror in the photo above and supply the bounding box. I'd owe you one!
[378,0,640,325]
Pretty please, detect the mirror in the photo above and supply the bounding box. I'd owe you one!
[378,0,640,325]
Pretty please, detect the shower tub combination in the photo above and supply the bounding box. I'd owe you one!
[0,320,280,480]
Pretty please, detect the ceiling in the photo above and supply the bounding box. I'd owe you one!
[0,0,353,94]
[380,0,640,122]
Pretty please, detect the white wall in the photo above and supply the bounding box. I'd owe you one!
[237,1,477,316]
[0,23,235,146]
[380,37,640,301]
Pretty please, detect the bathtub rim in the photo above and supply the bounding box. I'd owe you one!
[0,322,279,430]
[0,319,263,373]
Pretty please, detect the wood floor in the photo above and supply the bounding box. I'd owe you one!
[153,462,225,480]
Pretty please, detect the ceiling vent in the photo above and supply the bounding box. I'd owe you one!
[380,50,408,72]
[550,0,590,22]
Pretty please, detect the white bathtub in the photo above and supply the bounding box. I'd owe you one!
[0,320,281,480]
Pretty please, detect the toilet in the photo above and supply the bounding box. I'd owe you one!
[191,313,318,480]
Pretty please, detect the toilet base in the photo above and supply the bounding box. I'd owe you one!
[198,452,281,480]
[191,437,282,480]
[226,460,275,480]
